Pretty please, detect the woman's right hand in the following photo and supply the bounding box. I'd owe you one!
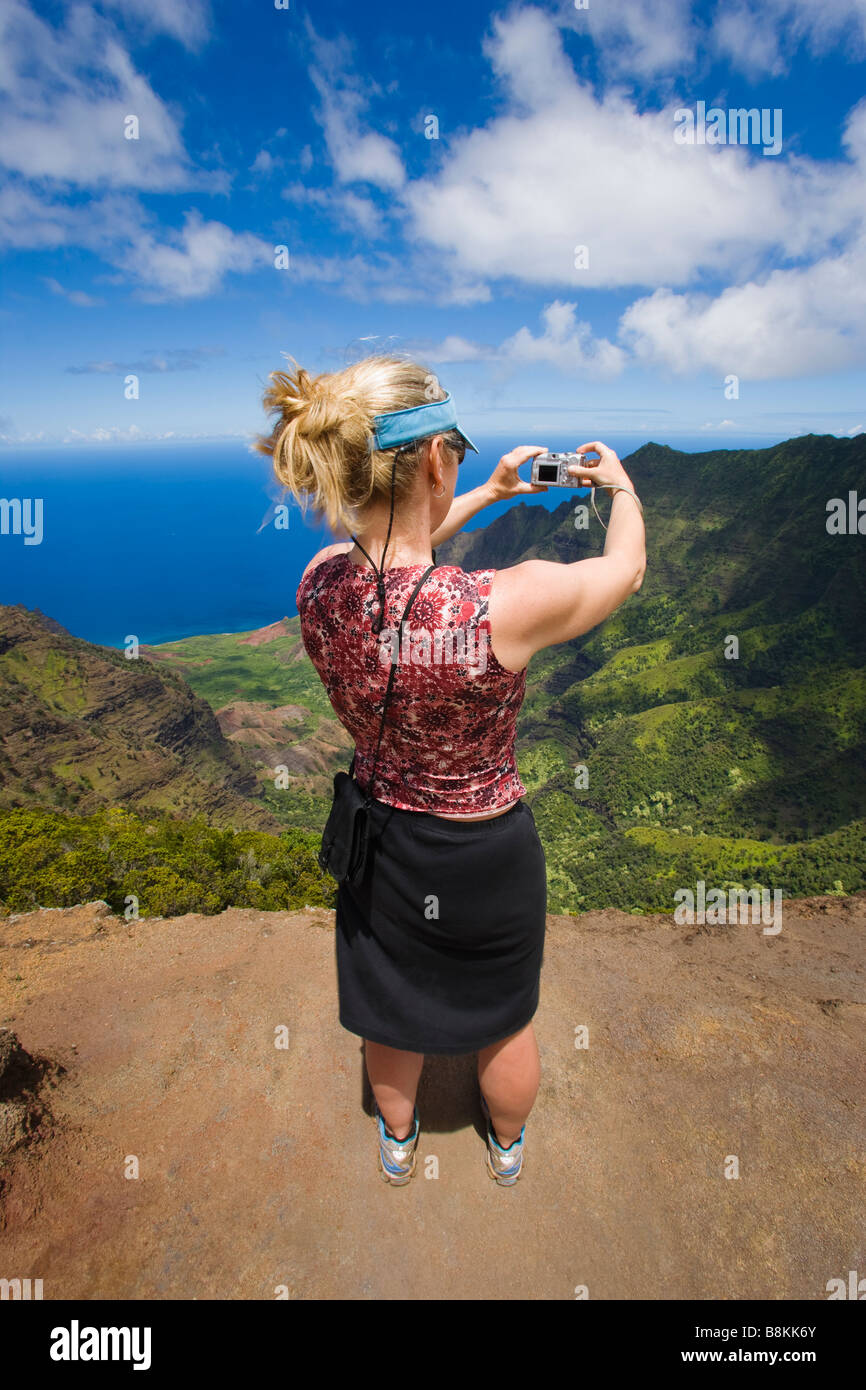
[571,441,633,498]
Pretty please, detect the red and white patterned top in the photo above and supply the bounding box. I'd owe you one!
[296,553,528,815]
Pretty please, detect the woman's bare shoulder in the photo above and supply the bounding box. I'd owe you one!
[299,542,353,585]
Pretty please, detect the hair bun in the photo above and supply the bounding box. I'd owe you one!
[268,361,367,445]
[255,352,450,536]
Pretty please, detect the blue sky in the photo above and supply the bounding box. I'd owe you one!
[1,0,864,450]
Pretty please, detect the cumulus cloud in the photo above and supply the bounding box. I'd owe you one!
[2,186,270,301]
[400,9,863,295]
[292,5,866,375]
[563,0,701,80]
[619,227,866,378]
[617,95,866,377]
[278,6,866,375]
[0,0,200,191]
[501,301,625,377]
[305,22,405,190]
[0,2,272,301]
[427,302,625,378]
[426,336,495,363]
[127,211,274,300]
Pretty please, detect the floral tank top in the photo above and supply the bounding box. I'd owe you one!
[296,553,528,815]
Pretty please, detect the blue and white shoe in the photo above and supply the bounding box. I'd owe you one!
[375,1104,419,1185]
[479,1091,525,1185]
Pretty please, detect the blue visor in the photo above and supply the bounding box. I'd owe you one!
[369,392,477,454]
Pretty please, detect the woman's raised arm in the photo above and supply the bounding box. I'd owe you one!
[429,445,550,548]
[486,442,646,672]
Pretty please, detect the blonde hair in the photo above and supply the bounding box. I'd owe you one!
[254,353,463,536]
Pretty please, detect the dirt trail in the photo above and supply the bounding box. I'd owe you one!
[1,894,864,1300]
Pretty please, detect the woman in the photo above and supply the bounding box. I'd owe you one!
[256,354,646,1187]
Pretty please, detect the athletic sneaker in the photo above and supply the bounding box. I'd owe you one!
[479,1091,525,1185]
[375,1103,419,1185]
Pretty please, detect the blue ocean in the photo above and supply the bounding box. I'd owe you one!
[1,433,779,648]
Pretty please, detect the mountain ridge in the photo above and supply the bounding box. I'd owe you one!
[0,603,279,832]
[1,433,863,913]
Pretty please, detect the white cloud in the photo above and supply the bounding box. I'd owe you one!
[500,301,625,377]
[0,0,199,191]
[559,0,866,80]
[0,3,271,301]
[60,426,249,444]
[0,425,252,447]
[128,211,274,300]
[65,348,226,374]
[287,250,491,306]
[427,336,494,363]
[100,0,212,52]
[275,7,866,375]
[305,23,405,190]
[0,187,271,300]
[400,10,864,294]
[619,235,866,378]
[0,184,148,252]
[618,94,866,376]
[486,4,582,93]
[562,0,701,80]
[250,149,276,176]
[428,302,625,378]
[42,277,103,307]
[282,182,385,236]
[712,0,866,78]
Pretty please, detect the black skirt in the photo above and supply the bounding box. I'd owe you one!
[335,797,547,1054]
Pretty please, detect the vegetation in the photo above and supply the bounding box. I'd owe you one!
[450,434,866,913]
[3,434,863,918]
[0,805,335,919]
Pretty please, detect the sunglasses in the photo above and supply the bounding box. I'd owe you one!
[395,436,466,465]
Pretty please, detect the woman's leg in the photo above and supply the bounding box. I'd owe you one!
[365,1039,425,1140]
[477,1021,540,1147]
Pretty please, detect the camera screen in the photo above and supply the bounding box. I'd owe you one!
[537,463,559,482]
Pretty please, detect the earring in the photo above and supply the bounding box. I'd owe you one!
[432,481,446,497]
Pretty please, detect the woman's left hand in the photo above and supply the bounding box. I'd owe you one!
[484,446,552,503]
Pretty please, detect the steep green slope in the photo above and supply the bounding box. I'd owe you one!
[436,433,866,910]
[140,621,348,831]
[5,434,860,915]
[0,605,280,832]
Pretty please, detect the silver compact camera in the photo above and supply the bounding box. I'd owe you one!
[530,451,587,487]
